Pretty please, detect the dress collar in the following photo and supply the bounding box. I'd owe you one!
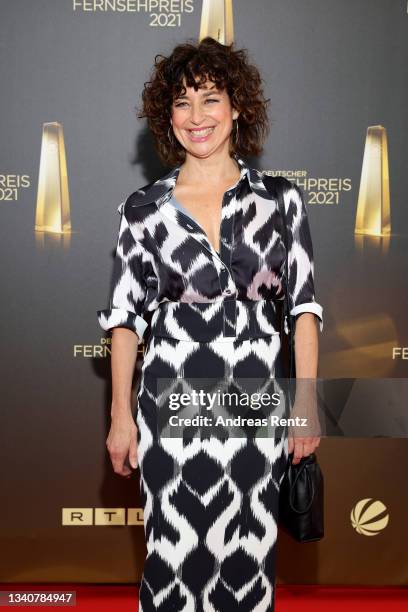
[127,154,272,208]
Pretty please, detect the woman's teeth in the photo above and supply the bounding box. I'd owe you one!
[189,127,215,137]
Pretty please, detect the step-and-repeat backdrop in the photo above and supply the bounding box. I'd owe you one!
[1,0,407,586]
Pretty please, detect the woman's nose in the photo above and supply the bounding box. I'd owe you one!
[190,103,206,123]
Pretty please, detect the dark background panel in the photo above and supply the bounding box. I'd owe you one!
[0,0,407,584]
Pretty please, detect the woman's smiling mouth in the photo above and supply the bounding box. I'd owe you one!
[187,127,215,141]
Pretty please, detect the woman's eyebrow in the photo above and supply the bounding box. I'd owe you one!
[175,87,220,100]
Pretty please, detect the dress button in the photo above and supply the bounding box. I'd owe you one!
[223,289,232,295]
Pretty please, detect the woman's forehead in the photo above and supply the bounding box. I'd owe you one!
[175,78,224,95]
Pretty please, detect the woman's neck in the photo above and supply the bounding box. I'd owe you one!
[177,153,240,187]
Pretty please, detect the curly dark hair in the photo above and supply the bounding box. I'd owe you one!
[136,36,271,167]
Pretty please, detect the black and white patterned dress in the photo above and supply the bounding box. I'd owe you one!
[97,154,323,611]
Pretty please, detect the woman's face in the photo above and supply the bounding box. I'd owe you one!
[170,76,239,159]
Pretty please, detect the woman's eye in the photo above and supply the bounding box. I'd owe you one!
[174,99,219,108]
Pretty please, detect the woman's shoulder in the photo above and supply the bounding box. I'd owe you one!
[260,170,293,187]
[258,171,294,199]
[122,165,179,214]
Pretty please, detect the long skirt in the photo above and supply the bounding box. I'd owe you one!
[136,332,289,612]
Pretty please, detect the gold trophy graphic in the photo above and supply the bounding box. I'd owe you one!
[355,125,391,238]
[199,0,234,44]
[35,122,72,238]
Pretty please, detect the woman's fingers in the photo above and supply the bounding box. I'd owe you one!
[288,433,321,464]
[292,439,304,464]
[129,433,139,469]
[106,417,138,477]
[110,449,131,476]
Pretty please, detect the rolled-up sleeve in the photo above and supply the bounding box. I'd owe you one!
[284,182,323,332]
[97,202,148,342]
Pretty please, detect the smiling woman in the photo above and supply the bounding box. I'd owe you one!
[170,81,238,165]
[137,35,270,165]
[173,84,225,142]
[98,36,323,612]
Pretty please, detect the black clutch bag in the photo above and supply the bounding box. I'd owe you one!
[262,174,324,543]
[278,452,324,542]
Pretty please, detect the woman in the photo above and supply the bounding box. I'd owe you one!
[97,36,323,612]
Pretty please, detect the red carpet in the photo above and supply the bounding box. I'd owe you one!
[1,584,407,610]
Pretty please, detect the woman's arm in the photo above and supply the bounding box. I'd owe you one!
[97,203,149,477]
[294,312,318,378]
[289,312,321,463]
[282,181,323,463]
[106,327,141,478]
[110,327,140,417]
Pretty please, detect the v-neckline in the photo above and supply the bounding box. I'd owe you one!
[156,156,249,261]
[169,193,222,256]
[170,166,242,257]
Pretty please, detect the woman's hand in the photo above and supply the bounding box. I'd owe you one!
[287,395,321,464]
[289,313,321,464]
[288,434,320,464]
[106,410,138,478]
